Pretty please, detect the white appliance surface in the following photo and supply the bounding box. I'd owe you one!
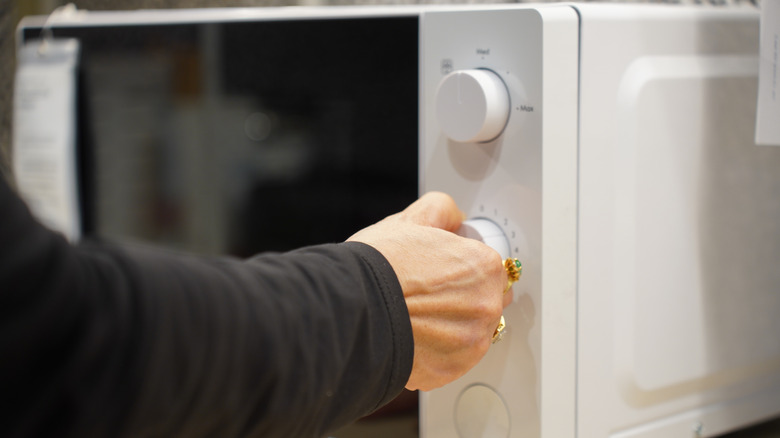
[576,5,780,438]
[421,4,780,438]
[421,5,579,438]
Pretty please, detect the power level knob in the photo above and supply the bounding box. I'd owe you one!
[457,218,511,260]
[435,69,510,143]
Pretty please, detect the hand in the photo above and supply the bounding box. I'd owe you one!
[348,192,510,391]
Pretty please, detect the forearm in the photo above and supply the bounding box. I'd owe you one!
[116,242,413,437]
[0,179,413,438]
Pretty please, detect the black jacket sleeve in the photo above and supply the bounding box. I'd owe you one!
[0,176,414,438]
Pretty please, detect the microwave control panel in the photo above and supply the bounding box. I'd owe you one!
[420,6,580,438]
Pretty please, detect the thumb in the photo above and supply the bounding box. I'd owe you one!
[401,192,465,232]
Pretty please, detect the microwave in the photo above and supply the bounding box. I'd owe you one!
[15,4,780,437]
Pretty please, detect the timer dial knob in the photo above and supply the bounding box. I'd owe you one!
[457,218,511,260]
[435,69,510,143]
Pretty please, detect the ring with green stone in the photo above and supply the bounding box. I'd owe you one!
[503,258,522,295]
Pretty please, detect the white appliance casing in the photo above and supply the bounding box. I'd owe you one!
[422,4,780,438]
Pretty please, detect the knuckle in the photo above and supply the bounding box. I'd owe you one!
[472,298,502,321]
[452,325,485,351]
[490,297,504,319]
[471,242,501,266]
[466,336,491,365]
[470,301,490,322]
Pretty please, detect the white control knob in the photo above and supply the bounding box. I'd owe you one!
[435,69,510,143]
[457,218,511,260]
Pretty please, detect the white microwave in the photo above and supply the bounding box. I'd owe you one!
[15,4,780,437]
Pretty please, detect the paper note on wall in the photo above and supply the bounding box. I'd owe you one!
[13,38,82,240]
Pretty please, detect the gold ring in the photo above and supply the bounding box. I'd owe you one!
[491,315,506,344]
[503,258,522,294]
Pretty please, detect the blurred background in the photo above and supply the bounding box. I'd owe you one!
[2,1,779,437]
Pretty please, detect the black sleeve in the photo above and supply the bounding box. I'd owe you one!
[0,176,414,438]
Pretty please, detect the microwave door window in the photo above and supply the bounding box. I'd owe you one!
[28,17,419,256]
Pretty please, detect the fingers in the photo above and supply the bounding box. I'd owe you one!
[401,191,465,232]
[351,190,519,391]
[503,287,514,308]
